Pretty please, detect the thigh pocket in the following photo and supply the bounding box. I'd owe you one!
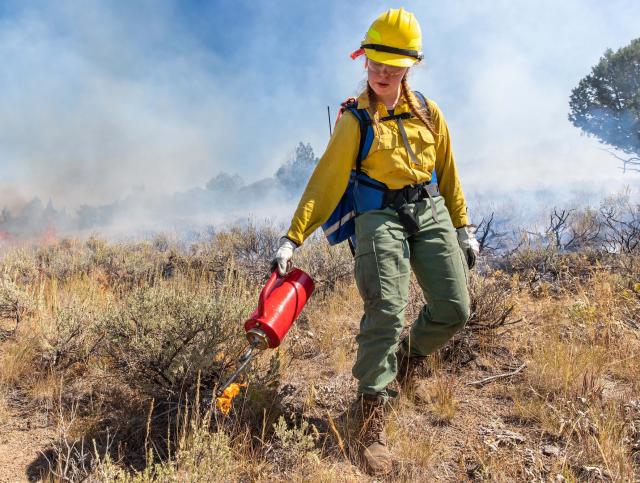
[354,240,381,303]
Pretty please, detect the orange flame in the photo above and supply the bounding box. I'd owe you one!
[215,383,246,415]
[40,224,57,245]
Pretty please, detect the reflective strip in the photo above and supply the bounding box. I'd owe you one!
[323,210,356,237]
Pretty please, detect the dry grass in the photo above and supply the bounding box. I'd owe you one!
[388,416,439,470]
[0,391,9,426]
[0,225,638,481]
[0,333,39,386]
[414,373,460,425]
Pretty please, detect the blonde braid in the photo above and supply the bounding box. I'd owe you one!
[366,82,383,149]
[401,75,437,136]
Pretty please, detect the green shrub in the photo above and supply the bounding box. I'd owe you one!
[39,301,102,371]
[0,274,36,328]
[100,272,252,398]
[270,415,319,471]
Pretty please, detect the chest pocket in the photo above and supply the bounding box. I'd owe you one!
[368,120,436,169]
[369,122,402,153]
[415,128,437,169]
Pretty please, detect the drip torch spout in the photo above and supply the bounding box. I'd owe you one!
[215,340,259,397]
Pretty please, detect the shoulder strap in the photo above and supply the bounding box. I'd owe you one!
[412,90,427,109]
[342,93,427,175]
[345,106,374,174]
[380,111,412,122]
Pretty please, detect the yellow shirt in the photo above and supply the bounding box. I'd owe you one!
[286,92,468,245]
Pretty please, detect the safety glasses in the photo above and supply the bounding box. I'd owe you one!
[367,59,407,78]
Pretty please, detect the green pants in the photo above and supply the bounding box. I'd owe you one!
[352,196,470,396]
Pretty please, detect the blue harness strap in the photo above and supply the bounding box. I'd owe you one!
[321,92,435,247]
[348,107,374,174]
[320,105,376,246]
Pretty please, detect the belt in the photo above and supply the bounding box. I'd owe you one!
[382,182,440,235]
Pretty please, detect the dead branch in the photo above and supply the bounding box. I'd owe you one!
[466,363,527,387]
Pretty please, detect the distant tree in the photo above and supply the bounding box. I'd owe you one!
[77,204,113,230]
[205,172,245,193]
[0,207,11,225]
[275,142,318,195]
[569,38,640,172]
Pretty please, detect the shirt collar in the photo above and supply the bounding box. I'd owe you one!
[356,91,411,117]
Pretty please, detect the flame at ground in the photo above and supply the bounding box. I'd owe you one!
[216,383,246,415]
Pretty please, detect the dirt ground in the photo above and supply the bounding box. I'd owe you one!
[0,400,54,482]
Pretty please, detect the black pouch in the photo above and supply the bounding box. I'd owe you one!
[383,185,423,236]
[396,202,420,235]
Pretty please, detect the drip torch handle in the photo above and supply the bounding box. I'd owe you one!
[258,269,280,317]
[216,340,259,397]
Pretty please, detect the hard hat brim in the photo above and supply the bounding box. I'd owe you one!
[364,49,419,67]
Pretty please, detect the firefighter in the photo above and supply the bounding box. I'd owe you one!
[273,8,478,475]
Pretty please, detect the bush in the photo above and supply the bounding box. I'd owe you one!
[269,415,319,471]
[294,235,354,294]
[100,273,252,398]
[0,274,35,329]
[38,301,102,371]
[467,271,522,331]
[440,271,522,366]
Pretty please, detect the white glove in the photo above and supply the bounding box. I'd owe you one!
[273,237,297,275]
[456,226,480,269]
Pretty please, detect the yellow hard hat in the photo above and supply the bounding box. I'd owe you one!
[351,8,423,67]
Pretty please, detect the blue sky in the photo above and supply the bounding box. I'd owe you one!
[0,0,639,211]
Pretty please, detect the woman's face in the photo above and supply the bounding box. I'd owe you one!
[366,59,408,99]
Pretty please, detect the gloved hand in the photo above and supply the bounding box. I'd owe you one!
[273,237,298,275]
[456,226,480,269]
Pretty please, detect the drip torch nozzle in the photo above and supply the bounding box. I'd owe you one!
[215,340,259,398]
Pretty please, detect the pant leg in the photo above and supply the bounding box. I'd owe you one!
[352,208,411,396]
[402,196,471,357]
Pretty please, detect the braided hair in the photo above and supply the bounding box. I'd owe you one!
[400,75,437,136]
[364,73,438,146]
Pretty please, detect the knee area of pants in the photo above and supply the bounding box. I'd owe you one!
[431,301,470,328]
[454,304,471,327]
[364,298,406,315]
[356,328,403,345]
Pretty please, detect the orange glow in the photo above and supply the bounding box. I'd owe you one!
[215,383,246,415]
[40,224,57,245]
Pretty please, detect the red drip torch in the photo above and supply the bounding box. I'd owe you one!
[216,268,315,397]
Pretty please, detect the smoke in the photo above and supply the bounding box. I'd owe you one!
[0,142,317,239]
[0,1,235,207]
[1,0,639,240]
[408,0,640,194]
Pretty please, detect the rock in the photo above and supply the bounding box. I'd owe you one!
[555,475,566,482]
[580,466,607,480]
[480,427,525,450]
[542,444,560,457]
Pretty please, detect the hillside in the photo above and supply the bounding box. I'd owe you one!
[0,219,638,482]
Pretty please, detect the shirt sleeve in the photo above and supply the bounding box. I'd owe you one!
[286,112,360,245]
[430,101,469,228]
